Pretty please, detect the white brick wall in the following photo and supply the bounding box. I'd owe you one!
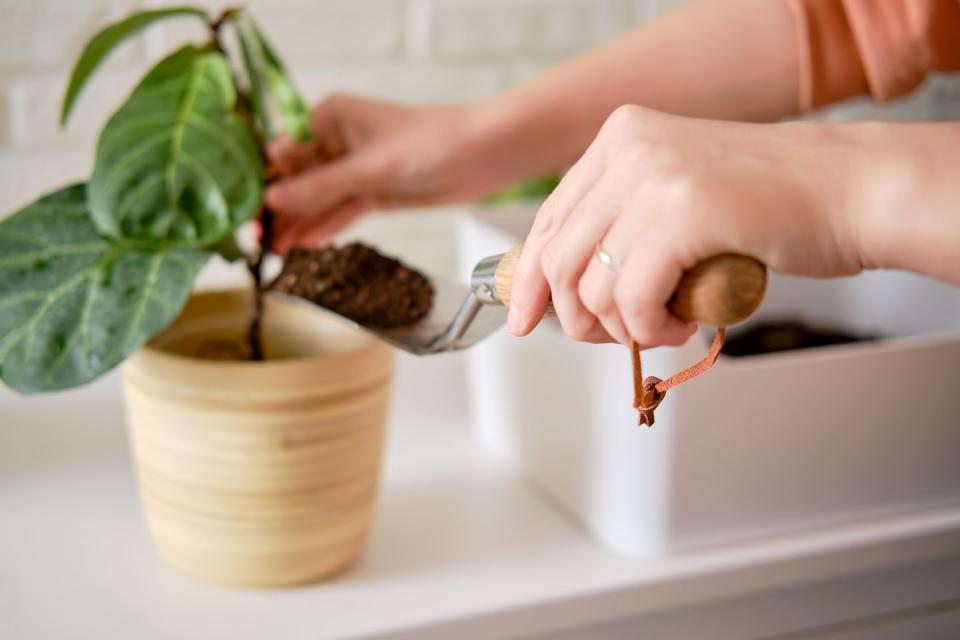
[1,0,958,239]
[428,0,630,60]
[0,0,143,72]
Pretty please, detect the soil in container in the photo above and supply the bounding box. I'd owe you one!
[721,320,877,357]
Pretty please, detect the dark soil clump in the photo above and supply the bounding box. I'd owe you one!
[721,321,876,357]
[195,337,252,361]
[271,242,434,328]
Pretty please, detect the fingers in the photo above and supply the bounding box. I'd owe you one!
[266,97,348,177]
[538,165,630,342]
[507,146,604,336]
[266,154,369,219]
[272,198,373,254]
[506,137,695,348]
[264,95,377,254]
[610,215,698,348]
[578,259,631,345]
[267,135,322,178]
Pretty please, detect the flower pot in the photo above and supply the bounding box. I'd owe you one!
[121,289,394,587]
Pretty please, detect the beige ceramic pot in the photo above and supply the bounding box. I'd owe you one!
[122,289,394,587]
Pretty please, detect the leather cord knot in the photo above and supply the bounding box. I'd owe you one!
[631,327,726,427]
[636,376,665,426]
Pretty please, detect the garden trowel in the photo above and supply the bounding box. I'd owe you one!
[270,245,767,355]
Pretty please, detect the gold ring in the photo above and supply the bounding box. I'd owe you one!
[594,243,620,273]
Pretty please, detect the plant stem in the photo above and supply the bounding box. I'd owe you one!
[210,7,241,37]
[246,209,274,361]
[207,6,275,362]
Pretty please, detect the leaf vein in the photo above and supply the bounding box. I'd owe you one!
[114,172,166,228]
[0,230,55,248]
[0,246,123,363]
[121,251,164,351]
[0,290,46,313]
[165,57,209,221]
[98,131,170,193]
[0,243,105,269]
[41,274,99,385]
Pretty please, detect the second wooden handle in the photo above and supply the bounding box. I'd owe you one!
[494,243,767,327]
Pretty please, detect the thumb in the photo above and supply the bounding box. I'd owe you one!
[265,155,373,220]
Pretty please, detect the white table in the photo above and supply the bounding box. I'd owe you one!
[3,352,960,639]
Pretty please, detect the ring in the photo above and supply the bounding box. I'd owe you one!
[594,243,620,273]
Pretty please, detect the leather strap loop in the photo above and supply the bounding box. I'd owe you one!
[632,327,726,427]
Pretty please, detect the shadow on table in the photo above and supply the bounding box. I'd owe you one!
[0,374,130,482]
[345,450,576,583]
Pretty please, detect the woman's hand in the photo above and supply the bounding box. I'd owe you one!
[261,0,806,256]
[265,95,514,253]
[507,105,872,348]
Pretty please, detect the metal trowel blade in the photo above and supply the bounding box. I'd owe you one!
[267,274,506,355]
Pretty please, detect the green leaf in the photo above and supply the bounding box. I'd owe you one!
[60,6,209,127]
[264,64,311,142]
[88,46,263,246]
[234,13,274,141]
[0,184,211,394]
[235,13,311,142]
[210,233,246,262]
[483,175,562,205]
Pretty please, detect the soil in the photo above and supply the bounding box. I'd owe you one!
[721,320,876,357]
[194,336,253,361]
[270,242,434,328]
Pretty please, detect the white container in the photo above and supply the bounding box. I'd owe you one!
[459,205,960,556]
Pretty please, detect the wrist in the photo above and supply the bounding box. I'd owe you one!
[835,123,900,272]
[464,94,553,178]
[847,123,960,282]
[464,86,596,183]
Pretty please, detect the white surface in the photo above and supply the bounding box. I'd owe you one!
[459,206,960,557]
[3,351,960,640]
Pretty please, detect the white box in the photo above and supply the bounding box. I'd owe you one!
[459,205,960,556]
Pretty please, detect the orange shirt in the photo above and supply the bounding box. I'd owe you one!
[787,0,960,110]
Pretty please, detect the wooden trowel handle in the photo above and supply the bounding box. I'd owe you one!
[493,243,767,326]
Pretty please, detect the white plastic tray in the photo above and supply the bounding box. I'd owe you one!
[459,205,960,555]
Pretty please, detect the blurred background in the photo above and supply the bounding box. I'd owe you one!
[2,0,960,276]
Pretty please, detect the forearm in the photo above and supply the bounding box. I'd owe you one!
[853,123,960,285]
[467,0,800,185]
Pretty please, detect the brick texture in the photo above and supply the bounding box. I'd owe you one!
[0,0,145,72]
[631,0,678,22]
[7,71,141,148]
[2,0,960,224]
[144,0,404,66]
[294,63,504,104]
[0,149,91,214]
[429,0,631,60]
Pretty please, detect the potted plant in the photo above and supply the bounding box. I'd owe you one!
[0,6,395,587]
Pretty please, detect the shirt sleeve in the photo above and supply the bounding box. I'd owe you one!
[786,0,960,111]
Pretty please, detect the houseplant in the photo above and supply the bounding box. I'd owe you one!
[0,6,395,587]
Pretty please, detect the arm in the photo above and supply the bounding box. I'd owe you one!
[266,0,802,251]
[854,122,960,286]
[460,0,801,187]
[502,0,960,346]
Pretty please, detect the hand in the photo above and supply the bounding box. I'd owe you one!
[506,105,870,348]
[265,95,511,253]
